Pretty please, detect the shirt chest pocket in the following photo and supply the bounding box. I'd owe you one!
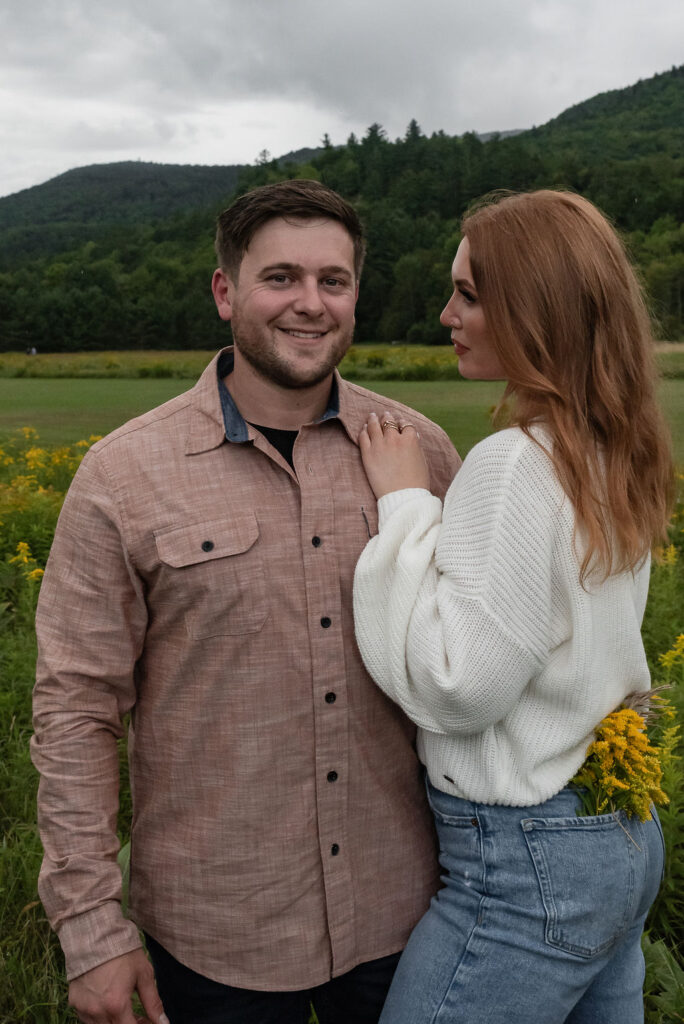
[154,513,268,638]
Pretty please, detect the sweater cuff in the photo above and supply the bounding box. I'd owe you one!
[377,488,433,528]
[58,902,143,981]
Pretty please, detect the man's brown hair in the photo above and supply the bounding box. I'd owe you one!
[215,179,365,280]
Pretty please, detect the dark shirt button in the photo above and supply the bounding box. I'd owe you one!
[331,843,340,856]
[325,692,337,704]
[201,540,214,552]
[312,536,322,547]
[327,771,338,783]
[320,617,332,628]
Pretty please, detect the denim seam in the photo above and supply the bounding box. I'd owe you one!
[651,809,666,884]
[431,894,488,1023]
[430,810,487,1023]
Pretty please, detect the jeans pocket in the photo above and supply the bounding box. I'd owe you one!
[522,812,636,958]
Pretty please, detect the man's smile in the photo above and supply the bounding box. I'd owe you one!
[278,328,328,339]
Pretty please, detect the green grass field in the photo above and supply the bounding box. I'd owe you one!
[0,375,682,464]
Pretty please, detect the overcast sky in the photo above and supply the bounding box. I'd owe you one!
[1,0,682,199]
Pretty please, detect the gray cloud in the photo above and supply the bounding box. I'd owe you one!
[1,0,682,197]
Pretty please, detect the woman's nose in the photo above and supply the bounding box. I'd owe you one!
[440,297,461,328]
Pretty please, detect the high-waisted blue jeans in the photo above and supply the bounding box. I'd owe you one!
[379,779,665,1024]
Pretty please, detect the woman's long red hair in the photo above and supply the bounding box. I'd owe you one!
[463,190,673,582]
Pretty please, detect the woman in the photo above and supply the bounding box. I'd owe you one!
[353,190,672,1024]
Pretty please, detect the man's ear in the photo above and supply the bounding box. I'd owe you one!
[211,268,234,322]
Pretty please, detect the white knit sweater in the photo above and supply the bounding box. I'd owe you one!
[353,426,652,806]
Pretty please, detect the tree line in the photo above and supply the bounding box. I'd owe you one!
[0,66,682,351]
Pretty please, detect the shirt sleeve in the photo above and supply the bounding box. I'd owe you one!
[353,434,558,735]
[31,450,145,979]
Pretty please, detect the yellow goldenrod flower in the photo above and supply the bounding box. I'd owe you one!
[659,634,684,670]
[9,541,32,565]
[24,446,49,470]
[663,544,678,565]
[571,703,673,822]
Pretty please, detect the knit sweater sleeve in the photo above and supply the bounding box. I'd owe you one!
[353,430,561,734]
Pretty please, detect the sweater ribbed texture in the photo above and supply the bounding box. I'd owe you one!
[353,427,651,806]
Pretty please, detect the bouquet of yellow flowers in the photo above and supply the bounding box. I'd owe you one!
[571,690,678,822]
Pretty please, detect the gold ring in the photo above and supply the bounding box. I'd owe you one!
[381,420,400,432]
[399,422,417,433]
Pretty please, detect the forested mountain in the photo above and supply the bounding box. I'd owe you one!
[531,65,684,156]
[0,64,682,351]
[0,161,244,229]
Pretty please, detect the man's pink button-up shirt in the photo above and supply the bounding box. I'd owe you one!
[32,349,461,988]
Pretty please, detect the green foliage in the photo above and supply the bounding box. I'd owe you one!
[1,344,682,383]
[643,933,684,1023]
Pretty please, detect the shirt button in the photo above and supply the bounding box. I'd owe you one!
[325,692,337,704]
[312,536,322,547]
[331,843,340,856]
[327,771,338,782]
[201,540,214,552]
[320,617,332,628]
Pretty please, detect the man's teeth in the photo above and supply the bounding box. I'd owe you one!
[282,329,325,338]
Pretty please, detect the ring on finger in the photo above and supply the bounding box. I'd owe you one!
[381,419,400,432]
[398,422,417,434]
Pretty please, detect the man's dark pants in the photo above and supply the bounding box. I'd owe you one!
[146,933,400,1024]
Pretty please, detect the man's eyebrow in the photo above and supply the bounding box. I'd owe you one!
[259,262,301,274]
[259,263,353,276]
[319,265,353,277]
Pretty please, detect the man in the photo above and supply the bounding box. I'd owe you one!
[32,179,460,1024]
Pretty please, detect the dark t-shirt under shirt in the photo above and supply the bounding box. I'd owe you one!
[249,423,298,468]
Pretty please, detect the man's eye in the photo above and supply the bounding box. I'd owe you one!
[323,277,343,287]
[268,274,289,284]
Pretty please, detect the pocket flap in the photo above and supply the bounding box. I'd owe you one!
[155,514,259,568]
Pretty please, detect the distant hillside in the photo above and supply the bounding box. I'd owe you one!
[0,65,681,350]
[0,150,338,264]
[0,161,248,264]
[528,64,684,159]
[0,161,243,228]
[0,147,333,231]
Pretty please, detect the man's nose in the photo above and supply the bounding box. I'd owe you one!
[293,279,325,316]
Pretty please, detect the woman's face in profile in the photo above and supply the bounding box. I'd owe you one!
[440,237,505,381]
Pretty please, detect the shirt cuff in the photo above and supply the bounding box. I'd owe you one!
[58,902,143,981]
[377,488,433,528]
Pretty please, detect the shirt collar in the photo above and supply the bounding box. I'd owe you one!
[216,348,341,444]
[185,347,367,456]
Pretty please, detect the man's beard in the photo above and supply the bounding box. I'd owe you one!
[231,311,354,391]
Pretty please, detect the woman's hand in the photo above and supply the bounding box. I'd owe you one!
[359,411,431,499]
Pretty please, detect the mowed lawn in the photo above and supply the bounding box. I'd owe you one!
[0,375,682,463]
